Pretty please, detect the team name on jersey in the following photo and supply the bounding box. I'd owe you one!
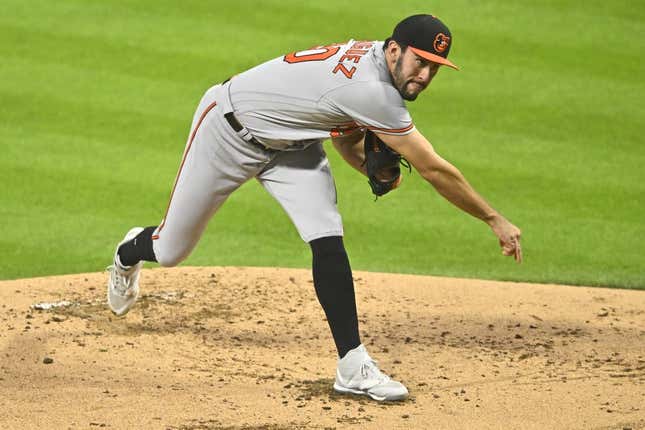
[332,41,374,79]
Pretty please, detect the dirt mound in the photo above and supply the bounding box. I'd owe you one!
[1,267,644,429]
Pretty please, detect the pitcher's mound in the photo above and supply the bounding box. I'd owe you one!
[1,266,643,429]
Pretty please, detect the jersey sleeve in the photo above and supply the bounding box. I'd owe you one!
[322,81,415,135]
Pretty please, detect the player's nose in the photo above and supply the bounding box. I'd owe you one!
[416,65,433,84]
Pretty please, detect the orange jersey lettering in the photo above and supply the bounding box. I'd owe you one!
[333,63,357,79]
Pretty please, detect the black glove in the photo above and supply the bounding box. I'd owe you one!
[363,130,410,197]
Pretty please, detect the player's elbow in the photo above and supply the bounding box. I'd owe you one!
[419,158,459,185]
[419,165,443,184]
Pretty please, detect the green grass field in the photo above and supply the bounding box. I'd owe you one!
[1,0,643,288]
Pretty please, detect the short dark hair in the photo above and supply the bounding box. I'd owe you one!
[382,38,408,52]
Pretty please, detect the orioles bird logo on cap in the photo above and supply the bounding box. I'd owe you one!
[433,33,450,53]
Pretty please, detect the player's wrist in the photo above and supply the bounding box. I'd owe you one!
[484,212,503,227]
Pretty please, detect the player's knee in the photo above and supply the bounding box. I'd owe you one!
[155,252,186,268]
[153,244,189,268]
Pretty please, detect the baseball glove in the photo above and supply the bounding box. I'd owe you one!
[363,130,411,198]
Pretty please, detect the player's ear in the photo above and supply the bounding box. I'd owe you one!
[385,40,402,63]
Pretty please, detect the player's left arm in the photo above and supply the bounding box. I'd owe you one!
[375,129,523,262]
[331,131,368,177]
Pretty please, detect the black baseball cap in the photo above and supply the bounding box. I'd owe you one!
[390,14,459,70]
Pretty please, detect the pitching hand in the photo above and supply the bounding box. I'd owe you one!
[488,215,522,263]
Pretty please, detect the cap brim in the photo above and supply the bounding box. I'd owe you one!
[409,46,459,70]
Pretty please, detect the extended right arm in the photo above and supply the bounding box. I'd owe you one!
[375,129,522,262]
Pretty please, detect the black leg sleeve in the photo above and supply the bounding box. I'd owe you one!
[310,236,361,359]
[117,226,158,266]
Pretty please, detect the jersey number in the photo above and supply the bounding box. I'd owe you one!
[283,45,341,63]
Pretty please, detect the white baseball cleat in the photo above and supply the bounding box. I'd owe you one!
[333,344,409,401]
[107,227,144,316]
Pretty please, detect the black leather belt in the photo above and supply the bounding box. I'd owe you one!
[224,112,275,153]
[221,77,274,153]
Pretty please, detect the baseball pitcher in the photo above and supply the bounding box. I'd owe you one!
[107,15,522,402]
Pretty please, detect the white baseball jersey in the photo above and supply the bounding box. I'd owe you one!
[228,40,415,150]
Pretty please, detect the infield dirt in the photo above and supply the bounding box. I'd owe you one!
[1,267,643,429]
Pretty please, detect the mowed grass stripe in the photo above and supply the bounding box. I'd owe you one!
[1,0,643,287]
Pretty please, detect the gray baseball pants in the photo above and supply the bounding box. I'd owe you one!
[151,83,343,266]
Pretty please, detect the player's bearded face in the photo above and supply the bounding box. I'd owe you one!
[391,49,439,101]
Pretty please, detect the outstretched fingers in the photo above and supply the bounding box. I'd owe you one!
[513,237,522,263]
[500,236,522,263]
